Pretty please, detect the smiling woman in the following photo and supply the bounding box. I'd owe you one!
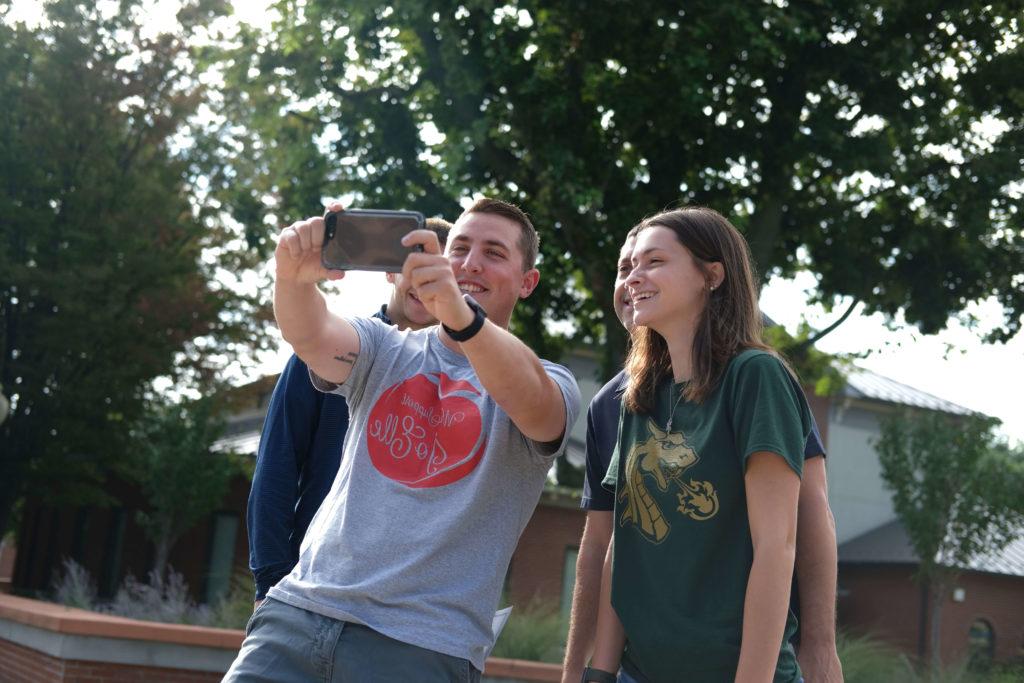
[589,207,814,683]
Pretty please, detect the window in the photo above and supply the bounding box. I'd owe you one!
[967,619,995,670]
[205,513,239,604]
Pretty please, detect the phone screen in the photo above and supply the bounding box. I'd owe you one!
[321,209,425,272]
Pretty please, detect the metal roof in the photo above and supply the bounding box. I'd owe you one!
[842,367,975,416]
[212,431,261,455]
[838,519,1024,578]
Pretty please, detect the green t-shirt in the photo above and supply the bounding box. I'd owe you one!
[602,350,811,683]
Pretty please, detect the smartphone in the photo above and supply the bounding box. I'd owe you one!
[321,209,425,273]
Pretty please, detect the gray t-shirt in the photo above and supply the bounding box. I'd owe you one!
[267,317,581,670]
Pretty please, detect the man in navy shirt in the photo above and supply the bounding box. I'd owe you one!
[247,218,451,604]
[564,230,844,683]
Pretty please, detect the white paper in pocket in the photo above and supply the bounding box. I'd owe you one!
[485,606,514,660]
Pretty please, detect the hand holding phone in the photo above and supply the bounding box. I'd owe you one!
[321,209,425,273]
[276,206,346,285]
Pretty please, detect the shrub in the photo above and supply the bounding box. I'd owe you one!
[208,571,257,630]
[106,568,212,625]
[489,599,565,664]
[52,558,98,610]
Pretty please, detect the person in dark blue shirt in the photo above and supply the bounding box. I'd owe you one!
[247,218,451,603]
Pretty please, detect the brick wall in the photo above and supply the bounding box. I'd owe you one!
[838,564,925,656]
[507,496,586,608]
[0,638,223,683]
[939,572,1024,663]
[838,564,1024,665]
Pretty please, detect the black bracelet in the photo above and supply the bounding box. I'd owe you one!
[581,666,618,683]
[442,294,487,342]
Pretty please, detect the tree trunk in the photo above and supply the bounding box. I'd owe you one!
[746,197,785,288]
[151,533,172,587]
[929,580,945,679]
[0,458,23,538]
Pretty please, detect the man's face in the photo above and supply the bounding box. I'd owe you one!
[444,212,539,328]
[386,271,436,328]
[613,235,638,332]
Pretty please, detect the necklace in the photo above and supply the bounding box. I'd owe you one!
[664,381,686,433]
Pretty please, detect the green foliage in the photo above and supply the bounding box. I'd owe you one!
[207,571,259,630]
[52,558,99,610]
[129,396,244,580]
[835,631,1024,683]
[213,0,1024,379]
[0,0,270,534]
[489,599,566,664]
[836,631,917,683]
[52,558,255,628]
[877,412,1024,578]
[763,323,855,396]
[554,453,585,488]
[876,411,1024,669]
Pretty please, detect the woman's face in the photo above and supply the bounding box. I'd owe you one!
[626,226,711,335]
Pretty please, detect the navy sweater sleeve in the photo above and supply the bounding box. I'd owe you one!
[247,354,324,600]
[581,371,626,511]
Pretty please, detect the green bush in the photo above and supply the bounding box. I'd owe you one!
[490,599,565,664]
[50,558,257,630]
[208,571,258,630]
[837,631,918,683]
[836,630,1024,683]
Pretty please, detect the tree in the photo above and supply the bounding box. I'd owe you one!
[213,0,1024,377]
[876,411,1024,672]
[129,396,244,584]
[0,0,270,535]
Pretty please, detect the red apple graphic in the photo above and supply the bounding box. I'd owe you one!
[365,373,486,487]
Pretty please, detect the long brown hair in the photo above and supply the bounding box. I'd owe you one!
[623,207,780,414]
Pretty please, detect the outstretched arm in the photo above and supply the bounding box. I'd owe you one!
[795,456,843,681]
[273,203,360,385]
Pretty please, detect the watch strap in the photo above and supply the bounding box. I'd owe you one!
[442,294,486,342]
[581,666,618,683]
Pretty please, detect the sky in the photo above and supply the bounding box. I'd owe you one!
[7,0,1022,445]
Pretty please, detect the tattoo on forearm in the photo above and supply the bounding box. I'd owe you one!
[334,351,358,365]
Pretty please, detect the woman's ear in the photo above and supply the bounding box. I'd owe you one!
[707,261,725,291]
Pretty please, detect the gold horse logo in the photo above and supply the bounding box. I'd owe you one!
[618,418,719,543]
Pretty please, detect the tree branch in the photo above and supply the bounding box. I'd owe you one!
[796,297,860,350]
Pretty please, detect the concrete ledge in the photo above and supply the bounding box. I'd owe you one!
[0,593,243,649]
[0,617,237,672]
[0,594,566,680]
[484,657,562,682]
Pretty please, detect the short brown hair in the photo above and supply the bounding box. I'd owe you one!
[459,198,539,271]
[425,216,453,248]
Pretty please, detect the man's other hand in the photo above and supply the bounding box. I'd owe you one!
[798,642,844,683]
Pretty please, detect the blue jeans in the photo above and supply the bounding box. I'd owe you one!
[223,598,479,682]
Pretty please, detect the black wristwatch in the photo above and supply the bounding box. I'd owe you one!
[581,666,617,683]
[442,294,487,342]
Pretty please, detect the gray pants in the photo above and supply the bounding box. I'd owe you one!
[223,598,480,683]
